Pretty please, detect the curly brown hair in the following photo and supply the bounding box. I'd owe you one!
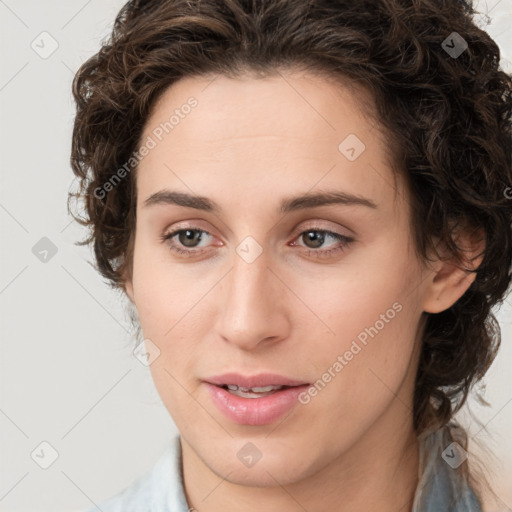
[69,0,512,502]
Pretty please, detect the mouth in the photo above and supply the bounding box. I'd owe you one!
[203,373,311,425]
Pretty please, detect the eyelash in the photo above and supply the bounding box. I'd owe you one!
[159,226,354,259]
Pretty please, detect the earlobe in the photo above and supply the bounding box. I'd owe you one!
[422,227,485,314]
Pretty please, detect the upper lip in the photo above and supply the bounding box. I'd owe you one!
[204,373,309,388]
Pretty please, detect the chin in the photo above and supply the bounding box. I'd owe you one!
[210,459,307,488]
[195,437,319,488]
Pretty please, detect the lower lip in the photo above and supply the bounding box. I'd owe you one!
[204,383,310,426]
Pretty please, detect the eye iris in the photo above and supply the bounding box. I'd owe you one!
[304,231,325,249]
[179,229,202,247]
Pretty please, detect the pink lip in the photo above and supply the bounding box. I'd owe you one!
[203,373,310,426]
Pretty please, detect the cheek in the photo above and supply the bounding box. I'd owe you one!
[294,298,420,442]
[303,289,417,392]
[131,241,191,334]
[297,250,423,395]
[303,251,419,345]
[130,245,213,381]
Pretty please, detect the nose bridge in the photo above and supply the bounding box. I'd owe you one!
[217,243,287,349]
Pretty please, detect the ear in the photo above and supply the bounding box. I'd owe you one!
[422,224,485,314]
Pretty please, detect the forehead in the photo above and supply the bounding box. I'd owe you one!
[141,71,381,151]
[136,71,403,217]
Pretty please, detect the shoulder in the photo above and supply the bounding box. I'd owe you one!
[82,435,190,512]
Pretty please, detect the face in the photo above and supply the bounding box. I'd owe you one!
[125,70,436,487]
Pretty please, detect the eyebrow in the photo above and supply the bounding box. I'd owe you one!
[143,189,378,214]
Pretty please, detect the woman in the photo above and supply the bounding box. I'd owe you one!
[69,0,512,510]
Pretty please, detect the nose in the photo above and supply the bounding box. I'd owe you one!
[214,247,291,351]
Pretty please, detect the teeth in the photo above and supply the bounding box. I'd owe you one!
[223,384,285,397]
[225,384,284,392]
[250,385,281,392]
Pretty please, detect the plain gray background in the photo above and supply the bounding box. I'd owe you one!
[0,1,511,511]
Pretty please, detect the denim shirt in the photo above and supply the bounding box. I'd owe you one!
[85,425,482,512]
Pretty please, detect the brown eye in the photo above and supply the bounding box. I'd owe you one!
[292,227,354,258]
[176,229,204,247]
[301,230,328,249]
[160,228,213,256]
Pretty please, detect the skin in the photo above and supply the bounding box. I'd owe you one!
[124,70,482,512]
